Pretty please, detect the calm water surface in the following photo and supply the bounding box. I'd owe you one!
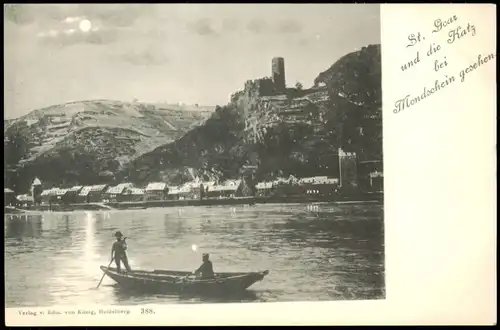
[5,202,385,307]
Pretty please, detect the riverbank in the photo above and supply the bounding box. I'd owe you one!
[6,192,383,214]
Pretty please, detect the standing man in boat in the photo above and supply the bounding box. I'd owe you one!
[111,231,132,273]
[194,253,215,279]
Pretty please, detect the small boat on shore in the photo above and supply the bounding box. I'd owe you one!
[99,266,269,295]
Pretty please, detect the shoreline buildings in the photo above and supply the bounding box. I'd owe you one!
[4,57,383,208]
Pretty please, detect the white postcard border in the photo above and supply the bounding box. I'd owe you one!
[5,3,496,326]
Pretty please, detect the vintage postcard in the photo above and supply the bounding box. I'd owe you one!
[4,3,496,326]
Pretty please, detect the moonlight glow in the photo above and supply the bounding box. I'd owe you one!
[191,244,198,252]
[79,19,92,32]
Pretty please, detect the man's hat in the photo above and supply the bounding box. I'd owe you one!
[115,231,123,238]
[202,253,209,257]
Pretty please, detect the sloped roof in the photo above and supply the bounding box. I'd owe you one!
[55,188,69,196]
[272,177,293,185]
[106,186,122,194]
[312,178,338,184]
[106,183,133,194]
[117,183,134,189]
[68,186,83,192]
[32,178,42,185]
[90,185,107,192]
[4,188,14,193]
[41,188,58,197]
[299,176,328,184]
[16,194,33,202]
[298,177,339,185]
[128,188,144,195]
[145,182,167,191]
[40,188,69,197]
[209,179,242,192]
[79,186,93,196]
[79,185,107,196]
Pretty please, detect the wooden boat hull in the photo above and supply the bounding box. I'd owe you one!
[100,266,269,295]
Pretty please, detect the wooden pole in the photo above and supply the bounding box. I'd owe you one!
[96,257,114,289]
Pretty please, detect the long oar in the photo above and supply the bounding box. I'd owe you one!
[97,257,114,289]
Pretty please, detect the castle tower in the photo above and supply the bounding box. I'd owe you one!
[271,57,286,93]
[338,148,359,191]
[31,177,43,206]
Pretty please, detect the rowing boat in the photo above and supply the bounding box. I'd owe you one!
[100,266,269,295]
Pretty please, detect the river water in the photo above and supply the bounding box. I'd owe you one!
[4,202,385,307]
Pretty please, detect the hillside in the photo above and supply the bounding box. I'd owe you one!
[4,100,214,192]
[119,45,382,186]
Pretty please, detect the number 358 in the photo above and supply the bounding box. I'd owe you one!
[141,308,154,315]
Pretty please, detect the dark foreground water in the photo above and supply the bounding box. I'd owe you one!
[4,202,385,307]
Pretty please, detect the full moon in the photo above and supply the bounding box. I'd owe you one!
[191,244,198,252]
[79,19,92,32]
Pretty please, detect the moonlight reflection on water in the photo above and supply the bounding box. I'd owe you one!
[4,203,384,307]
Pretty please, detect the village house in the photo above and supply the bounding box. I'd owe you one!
[88,185,108,203]
[54,188,69,204]
[368,171,383,192]
[123,188,145,202]
[177,181,210,200]
[145,182,169,201]
[271,176,302,197]
[298,176,325,185]
[255,182,273,197]
[77,186,92,203]
[39,187,70,205]
[300,177,340,197]
[64,186,83,204]
[77,185,108,203]
[41,188,59,205]
[4,188,16,206]
[186,181,201,200]
[3,188,18,206]
[201,181,215,199]
[357,160,383,192]
[177,184,192,200]
[16,194,34,207]
[103,183,134,202]
[206,179,243,199]
[166,186,180,200]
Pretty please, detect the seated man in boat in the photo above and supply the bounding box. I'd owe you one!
[194,253,215,279]
[111,231,132,273]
